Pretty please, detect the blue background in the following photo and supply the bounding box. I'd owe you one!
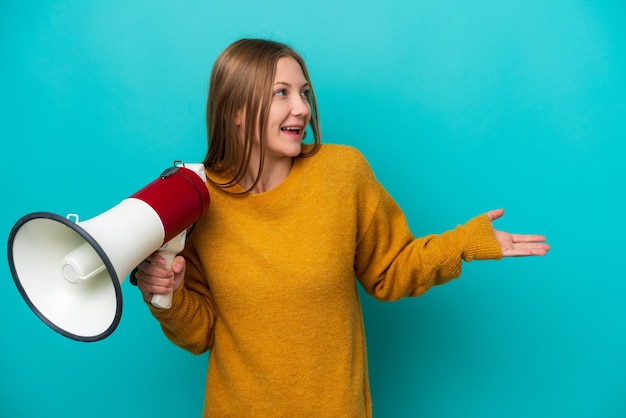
[2,1,625,417]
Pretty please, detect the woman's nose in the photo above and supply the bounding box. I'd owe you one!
[291,96,310,116]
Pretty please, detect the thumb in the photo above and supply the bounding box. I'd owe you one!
[172,255,186,274]
[172,255,186,292]
[487,208,504,222]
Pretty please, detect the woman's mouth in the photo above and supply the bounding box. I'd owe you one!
[281,126,303,137]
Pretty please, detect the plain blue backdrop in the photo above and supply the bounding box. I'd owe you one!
[2,1,625,417]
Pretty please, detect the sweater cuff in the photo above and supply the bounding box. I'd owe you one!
[461,214,503,261]
[148,285,188,323]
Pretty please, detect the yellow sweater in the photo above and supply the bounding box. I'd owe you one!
[149,144,502,417]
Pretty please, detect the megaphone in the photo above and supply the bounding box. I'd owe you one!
[7,162,210,342]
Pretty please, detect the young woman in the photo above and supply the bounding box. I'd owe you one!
[134,38,549,417]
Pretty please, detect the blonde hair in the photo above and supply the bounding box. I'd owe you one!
[203,38,321,192]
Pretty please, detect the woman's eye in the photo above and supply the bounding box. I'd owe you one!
[301,90,310,98]
[274,89,287,97]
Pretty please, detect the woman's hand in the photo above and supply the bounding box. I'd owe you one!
[487,209,550,257]
[134,252,186,304]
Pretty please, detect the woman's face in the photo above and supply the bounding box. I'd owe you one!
[263,56,312,163]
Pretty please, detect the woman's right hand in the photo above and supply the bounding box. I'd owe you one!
[134,252,186,304]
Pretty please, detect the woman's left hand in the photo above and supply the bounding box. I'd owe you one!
[487,209,550,257]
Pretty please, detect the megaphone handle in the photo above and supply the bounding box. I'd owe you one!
[151,230,187,309]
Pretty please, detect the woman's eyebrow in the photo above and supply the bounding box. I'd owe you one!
[273,81,310,88]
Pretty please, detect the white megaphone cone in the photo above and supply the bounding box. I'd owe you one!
[7,162,209,342]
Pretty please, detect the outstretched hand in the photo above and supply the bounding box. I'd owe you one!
[487,209,550,257]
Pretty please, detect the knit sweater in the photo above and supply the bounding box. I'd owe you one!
[149,144,503,417]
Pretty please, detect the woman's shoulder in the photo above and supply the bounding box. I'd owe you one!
[298,143,375,190]
[306,143,369,168]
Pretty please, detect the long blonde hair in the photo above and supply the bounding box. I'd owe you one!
[203,38,321,192]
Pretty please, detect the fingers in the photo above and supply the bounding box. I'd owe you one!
[510,242,550,255]
[511,233,548,243]
[502,236,551,257]
[502,244,550,257]
[511,234,550,255]
[134,253,187,304]
[487,210,550,257]
[135,259,176,303]
[494,228,550,257]
[143,252,170,272]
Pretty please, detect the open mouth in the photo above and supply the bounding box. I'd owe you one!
[281,126,302,136]
[280,126,304,138]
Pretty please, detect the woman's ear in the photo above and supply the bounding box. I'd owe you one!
[235,109,244,126]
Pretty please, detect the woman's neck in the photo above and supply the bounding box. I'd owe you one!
[237,156,294,194]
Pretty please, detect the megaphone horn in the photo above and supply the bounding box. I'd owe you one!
[7,162,210,342]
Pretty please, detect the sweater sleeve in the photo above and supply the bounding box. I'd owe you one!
[148,234,217,355]
[353,158,502,302]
